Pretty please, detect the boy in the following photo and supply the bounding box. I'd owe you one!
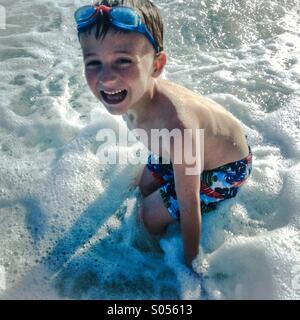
[75,0,252,266]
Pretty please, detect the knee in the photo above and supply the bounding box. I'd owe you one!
[137,201,164,236]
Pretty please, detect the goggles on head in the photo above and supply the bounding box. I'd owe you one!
[74,5,161,53]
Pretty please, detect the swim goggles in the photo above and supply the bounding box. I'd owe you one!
[74,5,160,53]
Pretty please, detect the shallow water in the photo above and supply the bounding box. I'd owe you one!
[0,0,299,299]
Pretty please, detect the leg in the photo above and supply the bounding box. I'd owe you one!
[138,189,176,235]
[138,165,164,197]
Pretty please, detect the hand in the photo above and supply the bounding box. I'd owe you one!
[185,249,199,268]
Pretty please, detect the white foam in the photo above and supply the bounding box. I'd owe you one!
[0,266,6,291]
[197,227,300,299]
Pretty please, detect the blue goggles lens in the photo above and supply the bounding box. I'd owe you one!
[74,5,160,53]
[74,5,96,24]
[110,7,139,26]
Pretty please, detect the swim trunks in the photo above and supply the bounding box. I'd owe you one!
[147,147,253,220]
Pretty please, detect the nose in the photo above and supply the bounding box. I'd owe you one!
[98,65,117,88]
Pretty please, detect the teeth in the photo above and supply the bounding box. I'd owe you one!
[103,89,124,95]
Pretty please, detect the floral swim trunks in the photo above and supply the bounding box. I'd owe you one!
[147,148,253,220]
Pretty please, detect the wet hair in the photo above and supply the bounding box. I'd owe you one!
[79,0,164,52]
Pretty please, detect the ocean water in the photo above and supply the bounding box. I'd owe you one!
[0,0,299,300]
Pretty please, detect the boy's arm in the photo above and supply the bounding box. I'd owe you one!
[170,132,203,266]
[174,167,201,266]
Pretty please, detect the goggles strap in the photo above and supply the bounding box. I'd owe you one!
[97,5,111,14]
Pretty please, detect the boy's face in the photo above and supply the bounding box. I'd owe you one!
[80,28,159,115]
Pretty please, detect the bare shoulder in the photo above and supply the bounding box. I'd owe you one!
[157,79,228,128]
[157,79,249,168]
[156,80,202,127]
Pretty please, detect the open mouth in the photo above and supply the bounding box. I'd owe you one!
[100,89,128,105]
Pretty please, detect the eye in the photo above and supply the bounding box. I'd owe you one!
[85,60,101,67]
[116,58,132,65]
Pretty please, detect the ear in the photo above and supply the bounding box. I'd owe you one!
[152,51,167,78]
